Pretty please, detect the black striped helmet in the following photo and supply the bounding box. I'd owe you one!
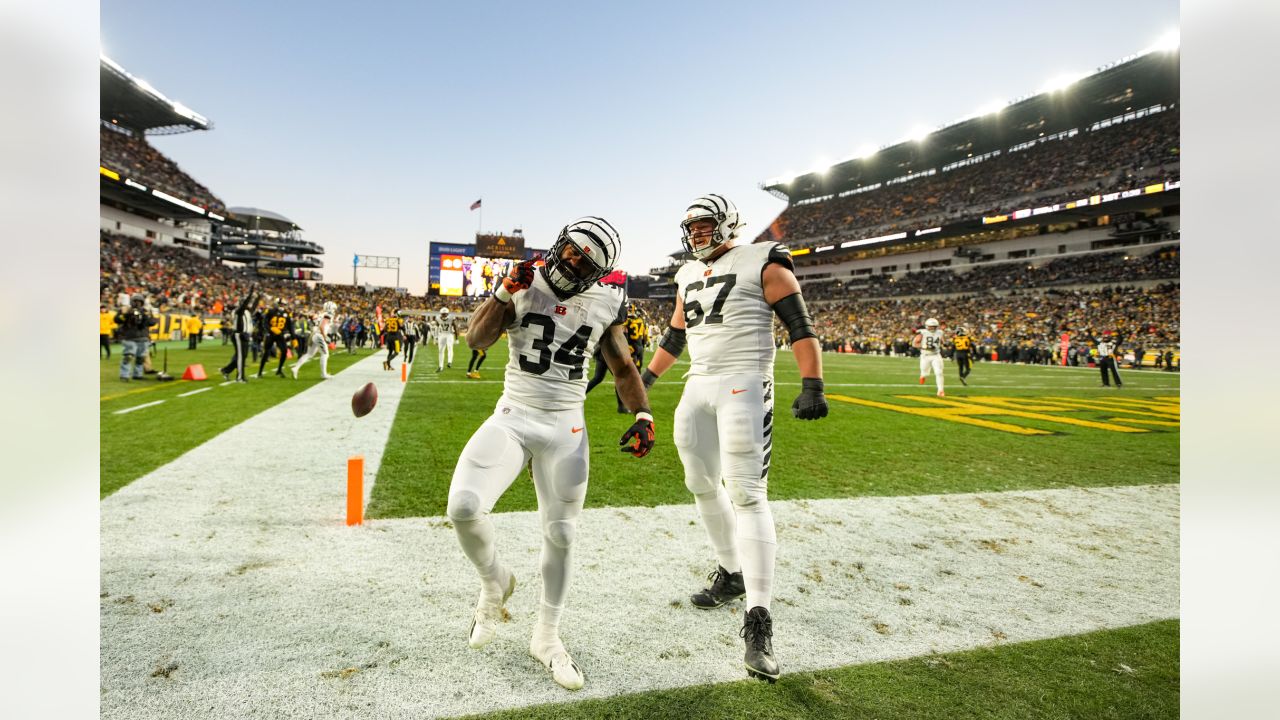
[542,216,621,295]
[680,194,742,259]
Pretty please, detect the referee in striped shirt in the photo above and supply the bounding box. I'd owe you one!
[1097,334,1123,388]
[221,285,259,383]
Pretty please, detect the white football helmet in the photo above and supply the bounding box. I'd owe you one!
[681,194,743,260]
[542,216,621,296]
[323,301,337,316]
[925,318,939,329]
[440,308,450,318]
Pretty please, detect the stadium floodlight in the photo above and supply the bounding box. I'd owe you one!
[1040,73,1086,94]
[976,100,1006,116]
[1145,28,1180,54]
[908,125,931,142]
[811,157,832,176]
[856,143,877,159]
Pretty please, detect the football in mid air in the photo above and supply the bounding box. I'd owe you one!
[351,382,378,418]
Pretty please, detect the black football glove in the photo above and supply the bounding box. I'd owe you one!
[791,377,828,420]
[619,415,656,458]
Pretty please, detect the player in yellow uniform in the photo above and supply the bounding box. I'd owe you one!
[951,327,973,386]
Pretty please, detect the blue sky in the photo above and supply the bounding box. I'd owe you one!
[101,0,1178,294]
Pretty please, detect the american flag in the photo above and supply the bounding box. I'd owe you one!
[469,199,482,211]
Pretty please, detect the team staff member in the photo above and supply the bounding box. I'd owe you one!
[221,285,259,383]
[404,315,420,364]
[100,305,116,359]
[382,310,405,370]
[952,327,974,386]
[257,298,294,378]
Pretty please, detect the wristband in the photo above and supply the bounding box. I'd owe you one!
[494,286,512,304]
[635,411,654,423]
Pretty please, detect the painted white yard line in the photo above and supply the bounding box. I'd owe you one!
[112,400,165,415]
[177,387,214,398]
[101,447,1178,720]
[218,381,234,387]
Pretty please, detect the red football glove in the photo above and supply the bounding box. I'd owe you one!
[619,414,655,458]
[497,259,537,301]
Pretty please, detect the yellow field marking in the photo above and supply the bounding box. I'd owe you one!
[1046,396,1181,413]
[1029,397,1180,420]
[1155,396,1181,403]
[941,396,1087,412]
[1106,417,1181,428]
[828,394,1051,435]
[101,383,173,403]
[903,396,1149,433]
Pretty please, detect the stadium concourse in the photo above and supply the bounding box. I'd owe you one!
[99,350,1178,719]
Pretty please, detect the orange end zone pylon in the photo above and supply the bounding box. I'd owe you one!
[347,455,364,526]
[401,363,407,382]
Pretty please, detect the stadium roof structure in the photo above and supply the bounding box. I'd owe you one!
[762,48,1179,203]
[101,55,211,135]
[225,207,302,233]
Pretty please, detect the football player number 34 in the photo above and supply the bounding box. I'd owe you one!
[519,313,592,379]
[683,274,736,327]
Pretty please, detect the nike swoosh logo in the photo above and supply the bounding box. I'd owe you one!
[731,388,747,394]
[571,427,583,434]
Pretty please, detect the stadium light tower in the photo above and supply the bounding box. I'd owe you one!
[908,125,931,142]
[1040,72,1086,94]
[976,100,1006,116]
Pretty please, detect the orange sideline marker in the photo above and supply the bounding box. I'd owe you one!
[347,455,364,526]
[401,363,407,382]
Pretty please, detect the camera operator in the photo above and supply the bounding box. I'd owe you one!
[114,293,157,381]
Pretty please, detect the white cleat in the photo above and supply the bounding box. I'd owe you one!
[937,390,946,397]
[467,567,516,649]
[290,365,299,379]
[321,374,334,380]
[530,631,585,691]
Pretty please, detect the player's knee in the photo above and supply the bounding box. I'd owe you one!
[446,490,484,522]
[683,471,719,497]
[544,520,575,549]
[726,478,766,509]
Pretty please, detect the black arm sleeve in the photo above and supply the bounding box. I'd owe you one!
[771,292,817,342]
[658,326,687,358]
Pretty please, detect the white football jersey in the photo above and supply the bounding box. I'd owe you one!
[434,317,459,336]
[311,312,331,339]
[501,271,627,411]
[918,329,944,355]
[675,242,792,377]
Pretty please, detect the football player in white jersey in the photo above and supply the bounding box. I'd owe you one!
[640,194,828,683]
[446,216,656,691]
[290,301,336,379]
[435,308,458,372]
[912,317,945,397]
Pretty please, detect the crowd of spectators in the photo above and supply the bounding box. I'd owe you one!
[758,111,1179,245]
[799,247,1180,300]
[802,283,1180,365]
[102,232,1178,367]
[100,125,226,213]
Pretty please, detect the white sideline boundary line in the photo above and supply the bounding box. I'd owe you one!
[112,400,165,415]
[100,348,1179,720]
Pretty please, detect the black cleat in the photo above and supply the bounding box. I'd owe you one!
[959,375,967,386]
[690,565,745,609]
[741,606,780,682]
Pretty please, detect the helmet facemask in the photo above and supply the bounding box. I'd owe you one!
[681,194,741,260]
[541,217,619,297]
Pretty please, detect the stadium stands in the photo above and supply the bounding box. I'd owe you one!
[100,124,226,213]
[758,110,1178,247]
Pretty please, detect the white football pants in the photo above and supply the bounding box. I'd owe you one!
[293,333,329,376]
[437,333,455,369]
[674,372,776,612]
[920,354,944,392]
[446,400,589,631]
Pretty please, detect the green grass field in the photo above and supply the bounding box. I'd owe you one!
[99,339,374,497]
[461,620,1179,720]
[101,340,1179,718]
[369,342,1179,518]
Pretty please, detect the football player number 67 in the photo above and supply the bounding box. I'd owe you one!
[683,274,737,328]
[518,313,593,379]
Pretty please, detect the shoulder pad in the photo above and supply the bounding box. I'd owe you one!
[765,243,794,271]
